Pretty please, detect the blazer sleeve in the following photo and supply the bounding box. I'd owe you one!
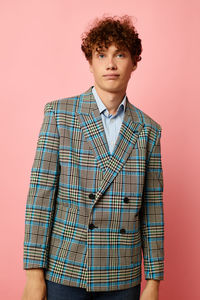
[23,102,60,269]
[140,128,164,280]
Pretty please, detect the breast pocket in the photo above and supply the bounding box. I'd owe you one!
[115,146,147,196]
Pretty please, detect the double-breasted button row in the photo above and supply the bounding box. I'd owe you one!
[88,194,128,234]
[89,194,129,203]
[89,223,126,234]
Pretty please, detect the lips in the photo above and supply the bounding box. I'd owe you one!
[103,74,120,79]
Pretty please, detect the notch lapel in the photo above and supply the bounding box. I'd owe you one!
[75,86,144,202]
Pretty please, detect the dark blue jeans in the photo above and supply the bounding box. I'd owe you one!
[45,279,141,300]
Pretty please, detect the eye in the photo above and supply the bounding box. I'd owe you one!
[98,53,105,58]
[117,53,125,58]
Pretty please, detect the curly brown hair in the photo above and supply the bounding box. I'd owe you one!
[81,15,142,66]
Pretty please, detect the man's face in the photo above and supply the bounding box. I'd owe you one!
[89,43,137,94]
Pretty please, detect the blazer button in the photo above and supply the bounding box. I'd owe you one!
[120,228,126,234]
[89,193,95,199]
[89,223,96,230]
[124,197,129,203]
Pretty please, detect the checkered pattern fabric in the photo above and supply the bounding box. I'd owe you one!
[23,86,164,292]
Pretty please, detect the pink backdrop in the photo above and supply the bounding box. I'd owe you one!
[0,1,199,299]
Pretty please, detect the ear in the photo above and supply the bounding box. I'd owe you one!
[132,64,137,72]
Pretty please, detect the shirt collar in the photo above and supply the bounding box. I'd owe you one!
[92,86,126,116]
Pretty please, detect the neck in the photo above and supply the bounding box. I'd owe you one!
[94,84,126,116]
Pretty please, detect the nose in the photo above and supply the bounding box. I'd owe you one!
[106,56,117,70]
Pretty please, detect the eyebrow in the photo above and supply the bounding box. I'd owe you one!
[94,48,127,54]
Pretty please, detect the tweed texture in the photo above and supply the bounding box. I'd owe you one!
[23,86,164,292]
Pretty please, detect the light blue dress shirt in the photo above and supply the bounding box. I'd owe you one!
[92,86,126,155]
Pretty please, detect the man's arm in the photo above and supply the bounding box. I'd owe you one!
[22,269,47,300]
[23,102,60,270]
[140,128,164,281]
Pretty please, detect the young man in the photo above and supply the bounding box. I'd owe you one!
[22,15,164,300]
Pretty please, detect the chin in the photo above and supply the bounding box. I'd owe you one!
[100,83,124,93]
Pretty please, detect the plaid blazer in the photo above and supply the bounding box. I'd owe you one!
[23,85,164,292]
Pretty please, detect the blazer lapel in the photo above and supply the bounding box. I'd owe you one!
[75,86,111,174]
[75,86,144,202]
